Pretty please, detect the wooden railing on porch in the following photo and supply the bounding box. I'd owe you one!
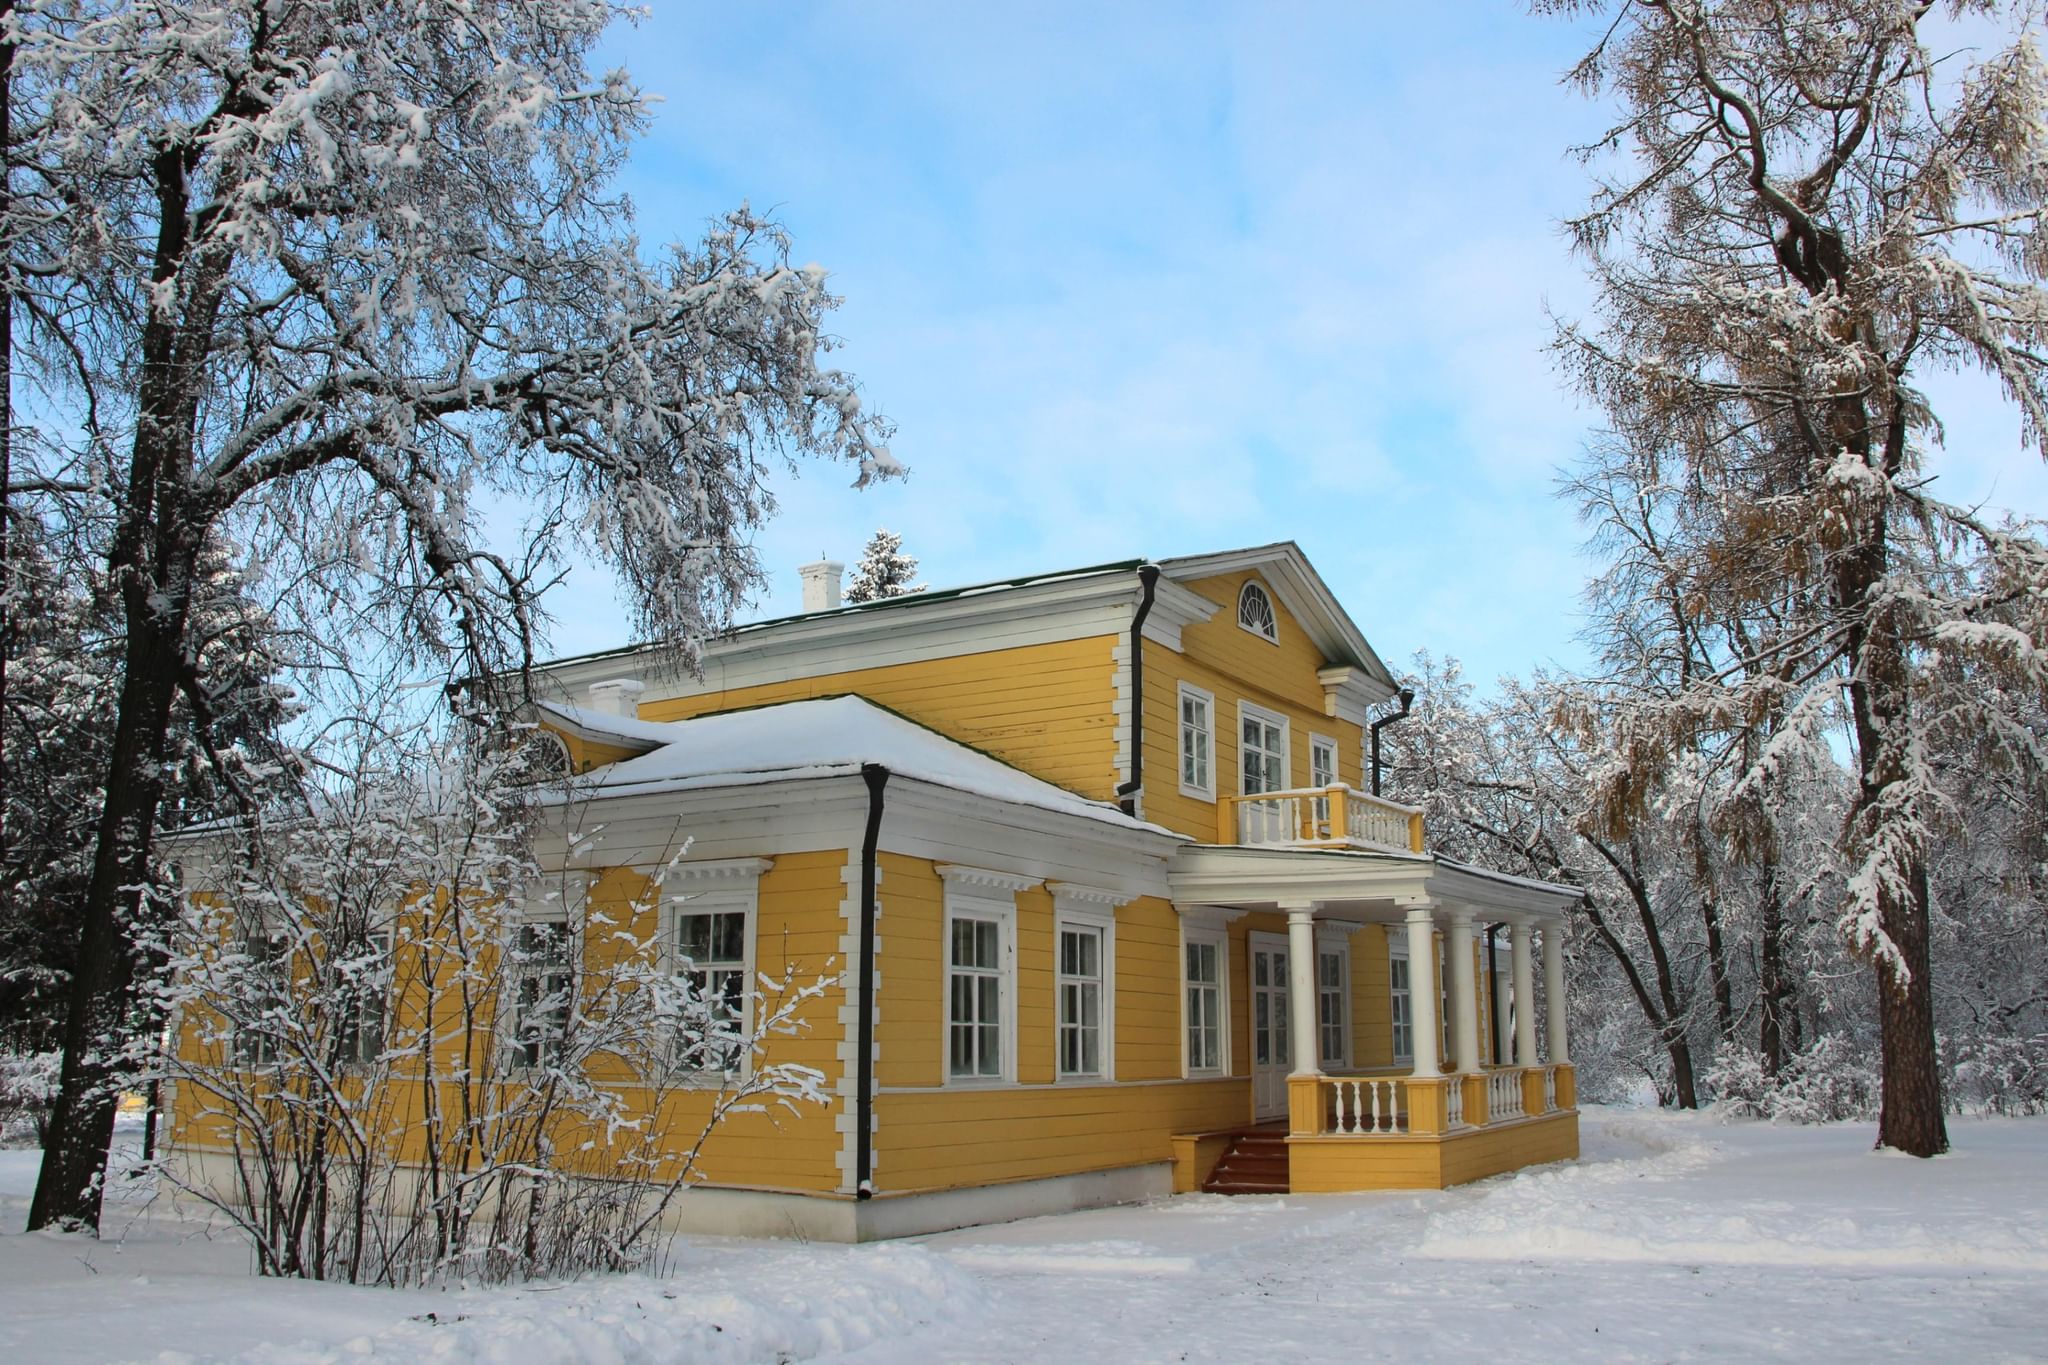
[1293,1065,1575,1138]
[1217,786,1424,852]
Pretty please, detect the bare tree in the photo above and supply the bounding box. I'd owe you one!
[1542,0,2048,1154]
[5,1,895,1230]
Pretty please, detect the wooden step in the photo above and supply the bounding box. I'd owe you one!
[1201,1129,1292,1195]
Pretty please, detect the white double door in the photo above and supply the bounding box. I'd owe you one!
[1250,933,1292,1121]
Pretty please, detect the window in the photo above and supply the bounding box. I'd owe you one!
[335,930,393,1066]
[1239,703,1289,796]
[949,911,1005,1079]
[234,930,288,1068]
[1057,925,1106,1078]
[1178,683,1215,799]
[675,900,749,1072]
[1318,944,1349,1068]
[1440,941,1453,1060]
[1310,733,1339,831]
[1184,928,1227,1075]
[1389,938,1413,1063]
[508,919,573,1069]
[1238,580,1278,642]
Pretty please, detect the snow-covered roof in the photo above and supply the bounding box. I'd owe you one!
[536,695,1182,838]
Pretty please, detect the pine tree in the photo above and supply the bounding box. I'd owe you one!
[844,528,924,604]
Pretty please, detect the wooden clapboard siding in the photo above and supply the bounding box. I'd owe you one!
[1288,1110,1580,1192]
[1141,570,1368,844]
[636,635,1123,802]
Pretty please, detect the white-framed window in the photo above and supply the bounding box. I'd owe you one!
[658,859,768,1077]
[938,866,1034,1086]
[1310,733,1339,831]
[507,918,574,1070]
[1317,932,1351,1069]
[234,928,289,1069]
[335,930,393,1067]
[1239,702,1290,796]
[1440,937,1453,1060]
[1238,580,1278,643]
[1389,935,1413,1063]
[1057,924,1107,1079]
[1182,922,1229,1075]
[1178,682,1216,800]
[674,896,750,1072]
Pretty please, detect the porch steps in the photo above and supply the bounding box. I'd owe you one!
[1201,1129,1291,1195]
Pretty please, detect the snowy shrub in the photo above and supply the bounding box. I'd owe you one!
[1707,1036,1879,1124]
[0,1050,60,1146]
[1946,1034,2048,1118]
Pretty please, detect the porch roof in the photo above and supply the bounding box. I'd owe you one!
[1167,844,1578,922]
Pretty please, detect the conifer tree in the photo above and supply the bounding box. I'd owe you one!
[844,528,924,604]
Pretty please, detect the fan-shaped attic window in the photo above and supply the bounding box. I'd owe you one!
[1238,581,1278,643]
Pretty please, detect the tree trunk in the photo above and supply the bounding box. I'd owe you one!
[1876,860,1947,1154]
[1758,859,1790,1074]
[1701,882,1736,1044]
[27,580,194,1228]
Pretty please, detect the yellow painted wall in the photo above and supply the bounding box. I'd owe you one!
[1287,1110,1580,1192]
[636,635,1123,803]
[169,850,854,1196]
[1142,570,1367,843]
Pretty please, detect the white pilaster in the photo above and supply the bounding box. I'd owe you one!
[1445,907,1481,1075]
[1511,919,1538,1068]
[1284,904,1322,1077]
[1404,904,1441,1076]
[1543,922,1570,1065]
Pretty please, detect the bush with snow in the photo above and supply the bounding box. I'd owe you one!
[0,1051,59,1146]
[1707,1035,1879,1124]
[1947,1033,2048,1118]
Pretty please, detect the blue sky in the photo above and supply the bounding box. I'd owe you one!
[549,3,2047,690]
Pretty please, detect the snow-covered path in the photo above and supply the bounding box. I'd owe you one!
[3,1108,2044,1363]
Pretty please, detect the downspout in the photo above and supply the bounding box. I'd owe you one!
[1368,687,1415,797]
[1115,564,1162,817]
[1486,923,1504,1065]
[855,763,889,1200]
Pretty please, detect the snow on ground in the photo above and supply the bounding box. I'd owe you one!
[4,1107,2045,1363]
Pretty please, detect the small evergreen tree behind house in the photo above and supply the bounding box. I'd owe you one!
[845,529,925,604]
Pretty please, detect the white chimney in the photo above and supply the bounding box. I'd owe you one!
[586,677,645,719]
[799,558,845,612]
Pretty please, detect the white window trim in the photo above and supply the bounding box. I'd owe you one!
[1056,892,1122,1080]
[1237,579,1279,643]
[1178,681,1217,801]
[503,912,577,1073]
[1237,700,1292,797]
[1310,733,1339,790]
[1181,920,1231,1078]
[658,859,769,1082]
[937,866,1038,1087]
[1388,934,1414,1065]
[1315,924,1352,1070]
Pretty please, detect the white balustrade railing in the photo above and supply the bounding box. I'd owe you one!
[1543,1065,1558,1112]
[1487,1069,1526,1121]
[1328,1078,1404,1135]
[1226,787,1420,851]
[1345,798,1413,851]
[1445,1076,1466,1128]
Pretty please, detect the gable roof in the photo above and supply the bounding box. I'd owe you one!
[1157,542,1397,693]
[533,543,1398,701]
[536,694,1182,839]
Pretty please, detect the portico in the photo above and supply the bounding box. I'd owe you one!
[1168,844,1580,1193]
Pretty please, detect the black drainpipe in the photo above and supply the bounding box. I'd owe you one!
[855,763,889,1200]
[1368,687,1415,797]
[1115,565,1162,816]
[1485,923,1504,1065]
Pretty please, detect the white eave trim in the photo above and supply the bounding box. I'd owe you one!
[936,864,1045,895]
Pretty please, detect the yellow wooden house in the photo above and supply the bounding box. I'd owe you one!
[503,542,1580,1240]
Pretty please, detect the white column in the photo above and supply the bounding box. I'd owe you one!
[1511,919,1538,1068]
[1445,907,1481,1074]
[1404,904,1441,1076]
[1285,904,1321,1076]
[1543,922,1570,1065]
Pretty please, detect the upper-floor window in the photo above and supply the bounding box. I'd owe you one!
[1179,683,1215,799]
[1238,581,1278,643]
[1240,703,1289,796]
